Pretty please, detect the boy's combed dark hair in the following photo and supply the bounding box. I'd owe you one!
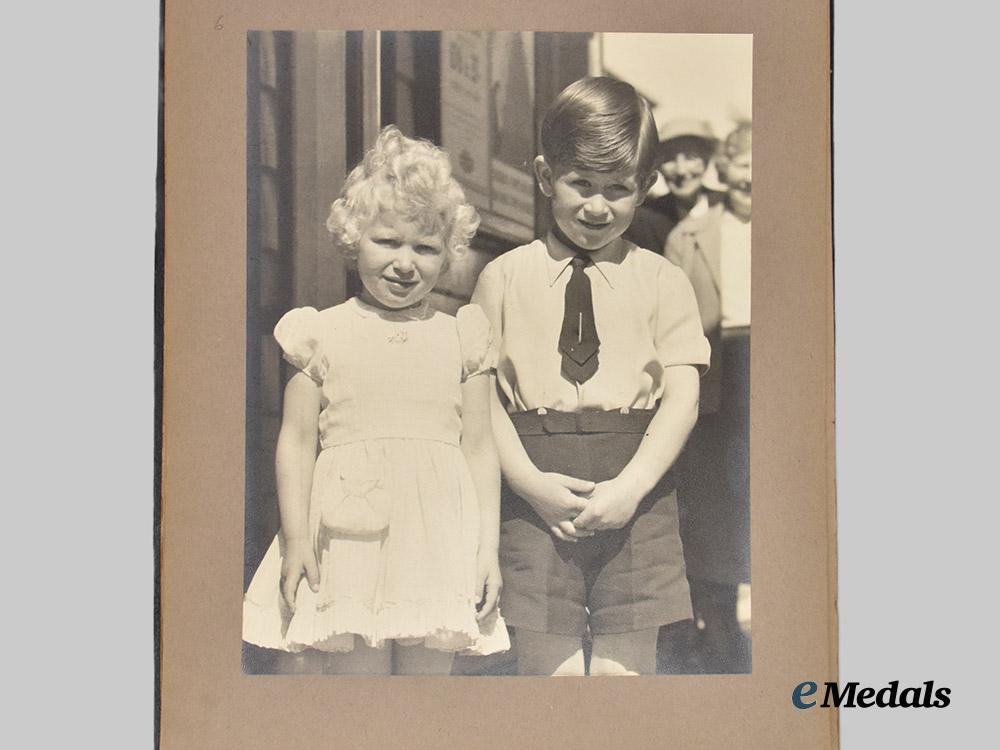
[539,76,658,180]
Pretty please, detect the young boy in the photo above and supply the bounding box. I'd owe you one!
[471,77,710,675]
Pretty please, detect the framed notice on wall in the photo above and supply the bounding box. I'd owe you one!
[440,31,536,243]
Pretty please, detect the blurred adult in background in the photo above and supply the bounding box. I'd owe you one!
[660,122,753,674]
[716,123,752,644]
[624,118,726,258]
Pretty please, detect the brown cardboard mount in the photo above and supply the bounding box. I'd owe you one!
[160,1,835,747]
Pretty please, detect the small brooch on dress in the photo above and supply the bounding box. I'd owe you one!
[387,330,408,344]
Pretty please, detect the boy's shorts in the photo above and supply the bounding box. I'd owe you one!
[499,409,693,637]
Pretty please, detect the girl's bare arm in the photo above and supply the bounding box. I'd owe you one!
[274,371,322,607]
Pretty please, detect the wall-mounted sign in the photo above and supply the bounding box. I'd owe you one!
[441,31,536,243]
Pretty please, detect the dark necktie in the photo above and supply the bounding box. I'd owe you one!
[559,255,600,384]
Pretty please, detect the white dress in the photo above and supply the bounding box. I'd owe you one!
[242,297,509,655]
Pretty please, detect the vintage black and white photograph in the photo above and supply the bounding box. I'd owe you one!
[241,30,753,676]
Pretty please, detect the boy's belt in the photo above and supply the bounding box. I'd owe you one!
[509,408,656,436]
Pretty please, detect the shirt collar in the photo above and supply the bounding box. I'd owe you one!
[543,233,625,289]
[687,192,710,218]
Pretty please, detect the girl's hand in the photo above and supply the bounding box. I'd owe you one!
[571,476,643,532]
[280,536,320,611]
[475,550,503,622]
[515,471,596,542]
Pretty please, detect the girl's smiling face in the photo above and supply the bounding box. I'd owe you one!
[356,214,448,309]
[535,156,650,252]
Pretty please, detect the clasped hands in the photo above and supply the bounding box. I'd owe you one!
[519,470,643,542]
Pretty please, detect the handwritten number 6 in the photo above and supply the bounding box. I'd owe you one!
[214,16,223,31]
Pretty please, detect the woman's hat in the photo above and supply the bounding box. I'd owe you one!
[656,118,718,163]
[657,117,717,146]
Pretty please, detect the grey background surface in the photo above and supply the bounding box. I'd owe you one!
[3,1,157,747]
[834,0,998,745]
[3,0,996,747]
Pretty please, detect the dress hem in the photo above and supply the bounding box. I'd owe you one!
[243,587,510,656]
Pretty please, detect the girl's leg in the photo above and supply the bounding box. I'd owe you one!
[272,648,330,675]
[321,638,393,675]
[515,630,585,676]
[589,628,659,675]
[393,642,455,675]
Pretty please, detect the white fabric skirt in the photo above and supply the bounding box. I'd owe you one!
[243,438,509,655]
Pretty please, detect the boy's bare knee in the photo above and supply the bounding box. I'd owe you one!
[588,656,640,676]
[590,628,658,676]
[545,659,587,677]
[515,630,585,676]
[517,649,586,676]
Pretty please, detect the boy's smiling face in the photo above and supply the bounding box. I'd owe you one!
[535,156,652,252]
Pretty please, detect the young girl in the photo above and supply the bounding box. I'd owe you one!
[243,126,508,674]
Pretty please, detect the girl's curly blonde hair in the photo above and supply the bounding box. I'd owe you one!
[326,125,480,267]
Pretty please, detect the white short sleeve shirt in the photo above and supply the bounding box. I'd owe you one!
[471,238,711,413]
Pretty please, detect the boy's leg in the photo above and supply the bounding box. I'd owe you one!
[515,630,586,676]
[499,430,595,677]
[589,628,659,675]
[393,643,456,675]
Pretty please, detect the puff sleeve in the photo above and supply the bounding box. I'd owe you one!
[273,307,328,385]
[456,304,497,382]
